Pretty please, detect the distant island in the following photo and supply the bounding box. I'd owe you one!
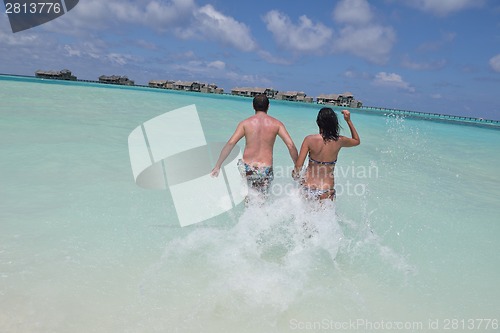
[34,69,362,108]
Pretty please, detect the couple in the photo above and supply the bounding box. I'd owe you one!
[210,94,360,201]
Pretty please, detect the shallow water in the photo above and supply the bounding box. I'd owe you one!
[1,76,499,332]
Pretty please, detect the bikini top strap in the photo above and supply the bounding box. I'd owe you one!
[309,155,337,165]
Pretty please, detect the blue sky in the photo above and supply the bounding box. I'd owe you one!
[1,0,500,120]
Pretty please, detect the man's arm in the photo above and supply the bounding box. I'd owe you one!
[277,123,298,164]
[340,110,360,147]
[211,122,245,177]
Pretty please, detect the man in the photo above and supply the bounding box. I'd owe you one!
[211,94,298,196]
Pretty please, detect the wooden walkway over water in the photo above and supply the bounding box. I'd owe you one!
[359,106,500,127]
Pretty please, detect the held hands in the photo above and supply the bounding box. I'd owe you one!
[341,110,351,122]
[210,167,220,177]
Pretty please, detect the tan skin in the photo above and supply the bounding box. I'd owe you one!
[211,107,298,177]
[292,110,360,199]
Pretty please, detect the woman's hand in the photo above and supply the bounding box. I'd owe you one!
[340,110,360,147]
[341,109,351,122]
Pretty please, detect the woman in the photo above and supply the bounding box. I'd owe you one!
[292,108,360,200]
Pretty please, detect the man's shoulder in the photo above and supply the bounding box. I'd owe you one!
[265,114,285,126]
[241,115,257,126]
[246,113,282,124]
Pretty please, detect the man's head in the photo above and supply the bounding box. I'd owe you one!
[253,94,269,112]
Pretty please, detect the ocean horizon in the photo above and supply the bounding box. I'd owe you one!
[3,73,500,124]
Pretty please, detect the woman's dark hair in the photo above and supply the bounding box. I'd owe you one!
[316,107,340,142]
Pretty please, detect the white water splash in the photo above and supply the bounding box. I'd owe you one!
[135,189,416,332]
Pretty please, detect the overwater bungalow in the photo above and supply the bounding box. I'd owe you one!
[149,79,223,94]
[231,87,277,98]
[35,69,76,80]
[200,83,224,94]
[148,80,174,88]
[99,75,134,86]
[317,92,362,108]
[172,81,203,92]
[275,91,313,103]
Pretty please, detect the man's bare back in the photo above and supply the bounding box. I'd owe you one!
[210,94,297,194]
[240,112,287,167]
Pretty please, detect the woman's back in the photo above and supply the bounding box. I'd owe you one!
[293,109,360,200]
[307,134,342,163]
[303,134,341,189]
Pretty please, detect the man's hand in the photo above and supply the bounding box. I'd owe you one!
[211,167,220,177]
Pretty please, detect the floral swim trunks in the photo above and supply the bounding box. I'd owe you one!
[237,159,274,194]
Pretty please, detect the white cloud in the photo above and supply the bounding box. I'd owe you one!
[0,30,39,46]
[107,2,143,24]
[63,41,135,66]
[405,0,485,16]
[334,25,396,65]
[142,0,196,27]
[489,54,500,73]
[208,61,226,70]
[42,0,196,35]
[263,10,333,53]
[102,0,196,28]
[343,70,370,80]
[332,0,395,64]
[373,72,415,93]
[187,5,257,52]
[106,53,136,66]
[169,59,271,86]
[344,70,356,78]
[64,45,82,57]
[257,50,293,65]
[74,42,102,59]
[333,0,373,25]
[45,1,256,52]
[226,72,272,86]
[171,59,228,77]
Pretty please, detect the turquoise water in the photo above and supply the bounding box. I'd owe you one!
[1,76,499,332]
